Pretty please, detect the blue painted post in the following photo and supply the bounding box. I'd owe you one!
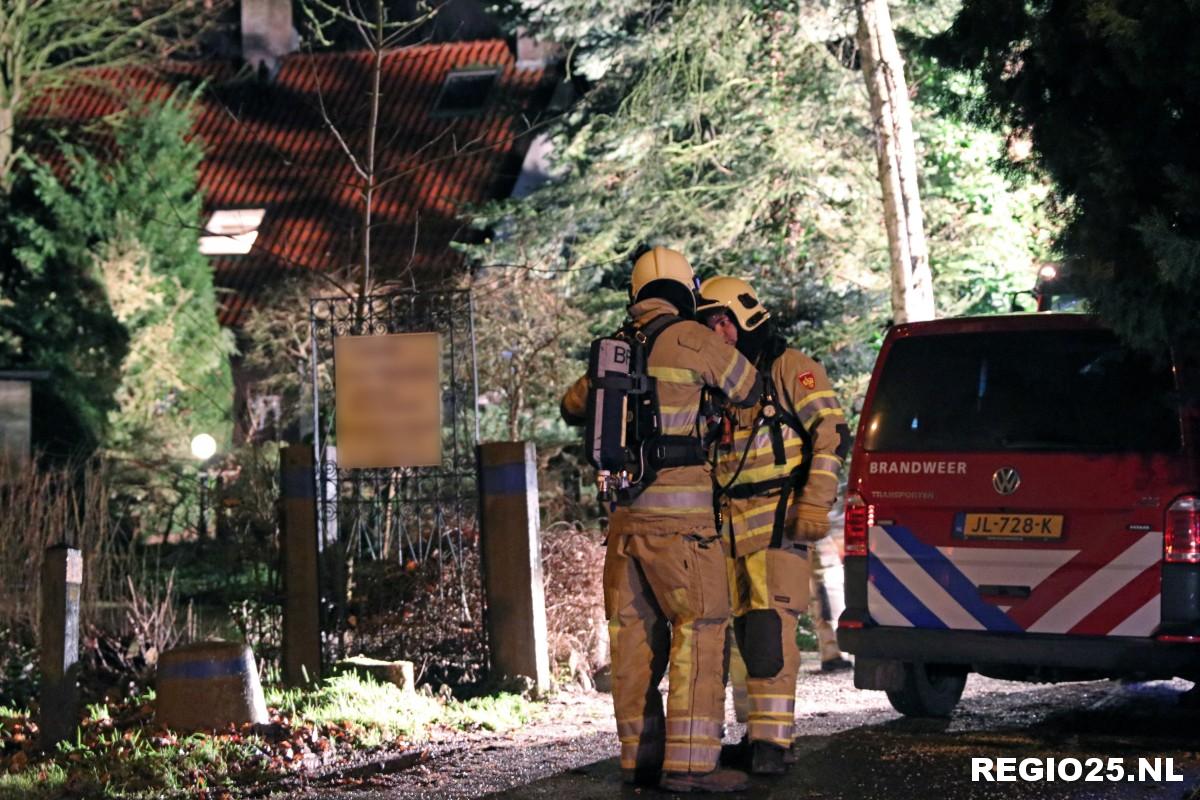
[280,445,322,686]
[478,442,550,695]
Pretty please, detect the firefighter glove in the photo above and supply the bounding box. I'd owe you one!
[789,502,831,542]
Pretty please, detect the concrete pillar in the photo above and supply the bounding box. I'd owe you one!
[280,445,321,686]
[157,641,268,730]
[478,442,550,695]
[38,546,81,748]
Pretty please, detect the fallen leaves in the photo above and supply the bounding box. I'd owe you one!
[7,751,27,773]
[0,695,409,796]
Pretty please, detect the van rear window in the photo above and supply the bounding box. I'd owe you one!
[863,330,1181,453]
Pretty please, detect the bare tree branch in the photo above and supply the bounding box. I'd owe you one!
[0,0,228,188]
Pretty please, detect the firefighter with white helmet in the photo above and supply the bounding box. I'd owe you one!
[696,275,850,774]
[561,247,763,793]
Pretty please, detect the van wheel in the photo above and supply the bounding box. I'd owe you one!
[885,662,967,718]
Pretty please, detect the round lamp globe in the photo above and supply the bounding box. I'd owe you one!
[190,433,217,461]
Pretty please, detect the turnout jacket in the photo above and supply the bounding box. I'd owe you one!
[561,298,762,536]
[716,348,846,556]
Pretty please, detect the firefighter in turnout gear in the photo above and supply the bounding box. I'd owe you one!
[811,510,853,671]
[561,247,762,793]
[697,276,850,775]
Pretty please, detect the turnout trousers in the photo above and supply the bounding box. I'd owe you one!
[726,541,811,748]
[809,530,848,663]
[604,531,730,777]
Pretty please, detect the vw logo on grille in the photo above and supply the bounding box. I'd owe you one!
[992,467,1021,495]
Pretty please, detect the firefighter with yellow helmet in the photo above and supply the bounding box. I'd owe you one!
[696,275,850,774]
[561,247,762,793]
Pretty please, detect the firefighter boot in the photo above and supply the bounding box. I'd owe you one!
[621,764,662,788]
[718,735,749,768]
[750,741,788,775]
[619,734,665,788]
[660,767,751,793]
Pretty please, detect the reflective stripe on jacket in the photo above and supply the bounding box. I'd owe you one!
[562,297,761,535]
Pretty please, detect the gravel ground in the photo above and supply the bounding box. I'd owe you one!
[481,675,1200,800]
[274,675,618,800]
[276,655,1191,799]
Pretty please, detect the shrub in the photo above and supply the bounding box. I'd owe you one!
[540,521,607,684]
[0,459,118,639]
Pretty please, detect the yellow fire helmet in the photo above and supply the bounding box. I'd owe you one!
[630,246,700,315]
[696,275,771,331]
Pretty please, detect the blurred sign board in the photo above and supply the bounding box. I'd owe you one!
[334,333,443,468]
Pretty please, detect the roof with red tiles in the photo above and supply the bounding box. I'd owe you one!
[25,41,550,326]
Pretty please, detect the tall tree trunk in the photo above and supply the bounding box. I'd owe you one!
[856,0,935,323]
[0,71,18,192]
[0,105,14,191]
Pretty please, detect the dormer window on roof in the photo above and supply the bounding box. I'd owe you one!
[199,208,266,255]
[433,68,500,116]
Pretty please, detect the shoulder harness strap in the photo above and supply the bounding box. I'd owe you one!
[629,312,683,347]
[637,314,708,470]
[717,351,822,547]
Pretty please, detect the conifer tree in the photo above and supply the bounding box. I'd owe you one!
[472,0,1055,411]
[930,0,1200,351]
[0,0,217,190]
[0,92,233,457]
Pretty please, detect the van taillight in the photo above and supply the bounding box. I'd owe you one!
[845,493,873,557]
[1164,495,1200,564]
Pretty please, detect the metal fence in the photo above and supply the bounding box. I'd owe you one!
[308,289,484,684]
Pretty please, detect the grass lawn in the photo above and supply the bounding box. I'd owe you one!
[0,674,536,799]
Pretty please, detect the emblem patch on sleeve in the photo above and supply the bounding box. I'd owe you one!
[798,371,817,390]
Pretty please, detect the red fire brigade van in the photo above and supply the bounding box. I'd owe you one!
[838,313,1199,717]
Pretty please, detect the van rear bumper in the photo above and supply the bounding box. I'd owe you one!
[838,624,1200,679]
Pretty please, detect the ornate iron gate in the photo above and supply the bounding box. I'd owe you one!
[308,289,484,685]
